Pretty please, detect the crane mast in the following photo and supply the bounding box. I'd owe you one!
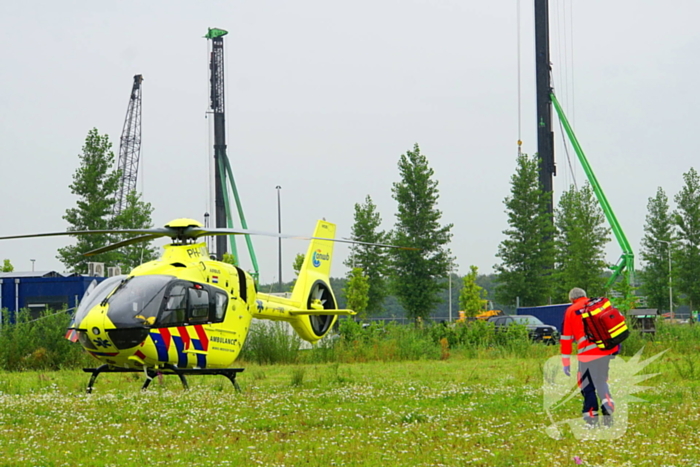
[114,74,143,216]
[204,28,260,279]
[534,0,555,220]
[207,29,229,259]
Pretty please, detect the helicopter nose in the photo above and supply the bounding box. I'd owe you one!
[78,305,118,353]
[80,304,150,351]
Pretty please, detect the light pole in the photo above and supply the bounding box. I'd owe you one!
[30,259,35,272]
[659,240,673,321]
[276,186,282,290]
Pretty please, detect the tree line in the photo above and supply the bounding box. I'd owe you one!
[342,151,700,320]
[55,129,700,320]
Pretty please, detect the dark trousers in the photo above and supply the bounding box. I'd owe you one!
[577,356,614,421]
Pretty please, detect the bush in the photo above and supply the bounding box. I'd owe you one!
[0,308,90,371]
[304,318,547,363]
[239,321,301,365]
[617,320,700,358]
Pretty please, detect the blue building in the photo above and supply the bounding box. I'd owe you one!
[0,271,106,318]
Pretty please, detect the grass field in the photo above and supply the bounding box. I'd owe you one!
[1,345,699,466]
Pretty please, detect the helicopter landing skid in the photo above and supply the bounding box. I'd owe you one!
[83,364,244,394]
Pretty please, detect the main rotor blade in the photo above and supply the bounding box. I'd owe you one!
[0,228,172,241]
[84,234,165,257]
[194,228,417,250]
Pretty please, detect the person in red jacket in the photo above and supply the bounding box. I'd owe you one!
[561,287,618,427]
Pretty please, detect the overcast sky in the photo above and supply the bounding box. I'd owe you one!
[1,1,697,284]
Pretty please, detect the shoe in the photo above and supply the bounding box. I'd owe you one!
[583,415,598,429]
[603,415,613,428]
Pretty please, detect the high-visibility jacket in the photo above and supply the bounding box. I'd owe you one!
[561,297,619,366]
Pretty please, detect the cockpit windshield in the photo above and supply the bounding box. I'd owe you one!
[106,275,175,328]
[71,275,127,329]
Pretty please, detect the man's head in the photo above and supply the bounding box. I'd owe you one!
[568,287,587,302]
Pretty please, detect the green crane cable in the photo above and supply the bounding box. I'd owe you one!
[550,92,635,290]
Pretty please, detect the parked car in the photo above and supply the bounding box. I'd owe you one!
[488,315,559,344]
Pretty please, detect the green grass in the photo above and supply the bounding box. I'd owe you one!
[2,318,700,465]
[1,348,700,466]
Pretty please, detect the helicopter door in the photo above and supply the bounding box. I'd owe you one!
[158,282,224,327]
[160,284,188,326]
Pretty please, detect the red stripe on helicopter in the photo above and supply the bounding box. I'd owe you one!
[135,350,147,360]
[194,325,209,351]
[178,326,191,351]
[159,327,172,350]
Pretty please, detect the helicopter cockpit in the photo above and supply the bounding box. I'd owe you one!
[74,274,231,351]
[72,274,229,331]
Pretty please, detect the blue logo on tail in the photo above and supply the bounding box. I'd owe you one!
[312,249,330,268]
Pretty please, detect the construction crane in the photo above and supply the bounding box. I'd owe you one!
[114,74,144,216]
[532,2,634,305]
[205,28,259,279]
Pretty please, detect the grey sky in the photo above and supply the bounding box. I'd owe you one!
[1,1,697,285]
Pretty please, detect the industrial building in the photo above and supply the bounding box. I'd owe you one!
[0,271,106,318]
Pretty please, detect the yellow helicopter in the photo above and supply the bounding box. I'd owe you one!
[0,218,399,392]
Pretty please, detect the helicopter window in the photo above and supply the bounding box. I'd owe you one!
[160,284,188,325]
[214,292,227,321]
[72,275,127,329]
[106,275,174,328]
[188,288,209,322]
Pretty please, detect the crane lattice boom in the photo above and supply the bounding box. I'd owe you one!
[114,74,143,216]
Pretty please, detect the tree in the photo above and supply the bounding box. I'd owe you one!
[611,271,640,313]
[286,253,305,292]
[494,154,556,307]
[343,267,370,320]
[390,143,454,321]
[554,182,611,300]
[2,259,13,272]
[343,195,390,316]
[222,253,236,265]
[292,253,305,277]
[112,191,158,271]
[459,265,487,317]
[57,129,121,274]
[673,167,700,313]
[639,187,675,312]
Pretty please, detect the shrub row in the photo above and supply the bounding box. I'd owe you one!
[2,306,696,370]
[0,309,90,371]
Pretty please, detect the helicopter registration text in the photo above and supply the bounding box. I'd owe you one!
[186,246,209,258]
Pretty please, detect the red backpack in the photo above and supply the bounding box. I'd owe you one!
[580,297,629,350]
